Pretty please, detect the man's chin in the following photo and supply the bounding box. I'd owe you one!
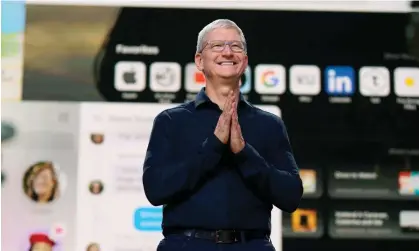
[213,77,241,90]
[216,73,240,80]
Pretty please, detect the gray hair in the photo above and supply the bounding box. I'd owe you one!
[196,19,247,53]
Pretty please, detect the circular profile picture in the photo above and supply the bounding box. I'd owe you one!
[90,133,104,145]
[23,161,63,204]
[89,180,104,195]
[86,242,101,251]
[1,121,16,142]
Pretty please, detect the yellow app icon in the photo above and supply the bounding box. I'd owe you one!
[405,77,415,87]
[394,67,419,97]
[292,209,317,233]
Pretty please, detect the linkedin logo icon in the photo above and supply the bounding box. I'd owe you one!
[324,66,355,96]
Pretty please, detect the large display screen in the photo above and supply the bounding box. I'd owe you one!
[22,3,419,160]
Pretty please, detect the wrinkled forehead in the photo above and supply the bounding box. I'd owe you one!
[204,27,242,42]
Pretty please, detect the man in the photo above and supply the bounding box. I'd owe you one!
[142,19,303,251]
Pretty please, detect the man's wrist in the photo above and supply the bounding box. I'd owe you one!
[232,140,245,154]
[205,133,227,154]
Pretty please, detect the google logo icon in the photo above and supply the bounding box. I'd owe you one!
[261,71,280,87]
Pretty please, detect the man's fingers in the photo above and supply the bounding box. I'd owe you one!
[225,95,232,110]
[223,107,232,121]
[223,89,238,114]
[232,103,238,117]
[232,116,238,129]
[225,100,234,115]
[224,113,232,126]
[219,105,233,129]
[223,90,233,112]
[232,89,238,101]
[225,113,232,123]
[228,90,236,107]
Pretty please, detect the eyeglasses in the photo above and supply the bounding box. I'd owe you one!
[201,40,246,53]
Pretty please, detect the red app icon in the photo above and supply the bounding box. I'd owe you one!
[194,72,205,85]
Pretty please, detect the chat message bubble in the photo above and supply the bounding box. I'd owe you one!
[133,207,163,232]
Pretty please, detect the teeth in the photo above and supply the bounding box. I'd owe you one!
[220,62,234,65]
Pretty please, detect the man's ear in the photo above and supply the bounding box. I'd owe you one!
[195,53,204,71]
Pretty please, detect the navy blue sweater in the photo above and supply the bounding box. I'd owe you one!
[142,88,303,231]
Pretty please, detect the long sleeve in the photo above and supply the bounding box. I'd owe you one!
[142,110,225,206]
[234,118,303,213]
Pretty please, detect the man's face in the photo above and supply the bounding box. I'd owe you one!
[195,28,248,82]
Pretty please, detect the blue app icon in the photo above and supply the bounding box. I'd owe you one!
[324,66,355,96]
[133,206,163,232]
[240,66,252,94]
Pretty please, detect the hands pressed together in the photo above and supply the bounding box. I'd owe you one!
[214,90,245,154]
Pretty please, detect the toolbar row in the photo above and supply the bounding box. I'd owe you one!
[114,62,419,97]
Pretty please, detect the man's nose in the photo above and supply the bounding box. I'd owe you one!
[221,45,233,55]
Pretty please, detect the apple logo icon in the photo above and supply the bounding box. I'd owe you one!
[113,62,146,93]
[123,68,137,84]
